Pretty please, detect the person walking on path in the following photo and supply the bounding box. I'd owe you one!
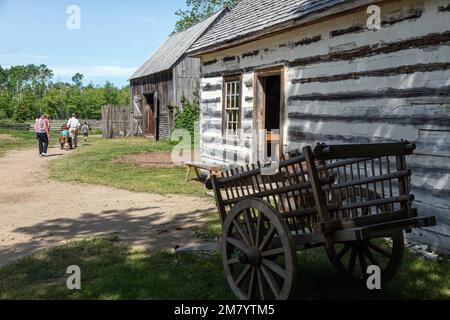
[67,114,80,148]
[34,113,49,157]
[44,114,50,140]
[81,122,90,142]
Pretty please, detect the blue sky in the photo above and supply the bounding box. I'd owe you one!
[0,0,187,87]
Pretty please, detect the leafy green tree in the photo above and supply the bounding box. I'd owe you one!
[103,81,119,105]
[118,85,131,106]
[72,73,84,89]
[13,89,38,122]
[0,64,130,122]
[0,66,8,90]
[174,0,239,32]
[0,91,13,119]
[42,86,67,119]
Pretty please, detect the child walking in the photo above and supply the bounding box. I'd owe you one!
[81,122,89,142]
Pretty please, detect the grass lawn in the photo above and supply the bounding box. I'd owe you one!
[49,137,208,197]
[0,128,36,156]
[0,236,448,300]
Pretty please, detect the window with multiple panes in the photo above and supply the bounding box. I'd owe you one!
[223,76,241,137]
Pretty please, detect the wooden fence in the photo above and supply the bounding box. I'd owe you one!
[1,120,102,132]
[45,119,102,132]
[0,123,31,131]
[101,105,131,138]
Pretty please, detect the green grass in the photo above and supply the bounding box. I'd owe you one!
[0,129,36,156]
[0,236,448,300]
[49,137,208,197]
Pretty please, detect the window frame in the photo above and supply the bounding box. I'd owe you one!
[222,74,243,142]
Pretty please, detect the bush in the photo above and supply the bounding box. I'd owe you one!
[173,94,200,141]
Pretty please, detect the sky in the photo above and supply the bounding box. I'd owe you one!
[0,0,188,87]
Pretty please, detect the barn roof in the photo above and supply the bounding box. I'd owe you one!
[188,0,366,55]
[129,8,227,80]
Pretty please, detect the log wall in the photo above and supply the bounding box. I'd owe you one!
[198,0,450,253]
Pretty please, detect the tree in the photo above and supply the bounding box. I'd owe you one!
[0,91,13,119]
[103,81,119,105]
[13,89,37,122]
[174,0,239,33]
[118,85,131,106]
[72,73,84,88]
[0,66,8,90]
[0,64,131,122]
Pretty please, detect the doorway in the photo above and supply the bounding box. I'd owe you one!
[254,67,284,161]
[264,75,281,158]
[143,93,157,137]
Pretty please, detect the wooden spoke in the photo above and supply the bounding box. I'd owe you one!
[256,268,265,300]
[227,257,240,265]
[232,220,252,248]
[337,244,351,260]
[248,268,256,299]
[236,265,251,286]
[347,247,357,274]
[259,225,276,251]
[255,212,264,247]
[368,241,392,258]
[358,248,368,276]
[227,237,248,252]
[261,247,284,258]
[244,209,256,246]
[260,265,281,297]
[262,258,286,279]
[364,246,381,267]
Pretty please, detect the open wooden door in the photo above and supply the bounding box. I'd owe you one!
[254,66,284,162]
[143,92,158,137]
[146,106,154,136]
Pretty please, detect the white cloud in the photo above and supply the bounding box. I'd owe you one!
[53,65,137,79]
[0,47,49,60]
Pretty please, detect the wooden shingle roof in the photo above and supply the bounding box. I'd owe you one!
[189,0,362,55]
[130,8,227,80]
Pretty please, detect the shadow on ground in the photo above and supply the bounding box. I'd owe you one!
[1,206,216,265]
[0,234,448,300]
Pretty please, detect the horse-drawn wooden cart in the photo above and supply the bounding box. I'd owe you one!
[206,142,437,300]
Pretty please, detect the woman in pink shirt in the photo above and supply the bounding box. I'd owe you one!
[34,113,49,157]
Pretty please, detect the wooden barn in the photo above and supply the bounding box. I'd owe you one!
[188,0,450,253]
[129,8,227,140]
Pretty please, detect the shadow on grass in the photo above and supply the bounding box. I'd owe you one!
[0,236,448,300]
[294,247,449,299]
[0,206,216,266]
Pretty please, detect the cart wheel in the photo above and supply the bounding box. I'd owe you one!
[222,198,297,300]
[325,231,404,284]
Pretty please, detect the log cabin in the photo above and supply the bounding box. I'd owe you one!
[129,8,227,140]
[188,0,450,253]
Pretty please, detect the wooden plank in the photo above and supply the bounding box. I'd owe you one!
[314,142,416,160]
[303,146,332,228]
[318,209,416,233]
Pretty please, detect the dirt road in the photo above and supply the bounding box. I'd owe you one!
[0,146,216,265]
